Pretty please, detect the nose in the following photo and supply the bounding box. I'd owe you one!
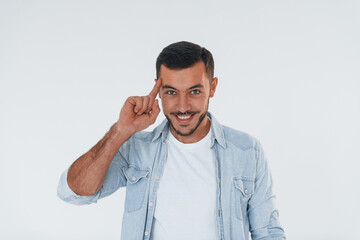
[177,94,190,113]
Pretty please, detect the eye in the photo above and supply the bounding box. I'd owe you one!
[190,90,200,94]
[166,90,176,95]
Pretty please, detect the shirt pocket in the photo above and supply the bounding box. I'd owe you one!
[123,165,150,213]
[233,177,255,220]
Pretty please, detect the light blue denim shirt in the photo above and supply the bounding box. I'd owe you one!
[57,113,285,240]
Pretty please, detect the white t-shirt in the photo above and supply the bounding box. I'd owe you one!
[150,128,217,240]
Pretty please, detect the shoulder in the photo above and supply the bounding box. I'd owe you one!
[209,113,260,151]
[221,124,265,171]
[126,121,166,144]
[117,124,163,159]
[222,125,260,151]
[131,131,155,142]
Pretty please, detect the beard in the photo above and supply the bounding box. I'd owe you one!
[165,111,207,137]
[164,97,210,137]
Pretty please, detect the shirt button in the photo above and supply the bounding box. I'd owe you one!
[162,151,165,155]
[144,231,148,236]
[155,175,160,180]
[149,202,153,207]
[244,188,248,194]
[132,176,136,182]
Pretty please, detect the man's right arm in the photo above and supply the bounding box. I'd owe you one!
[57,79,162,203]
[66,122,134,197]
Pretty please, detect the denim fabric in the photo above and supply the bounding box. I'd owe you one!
[57,113,285,240]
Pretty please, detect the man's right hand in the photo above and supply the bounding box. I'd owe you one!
[66,78,162,196]
[117,78,162,135]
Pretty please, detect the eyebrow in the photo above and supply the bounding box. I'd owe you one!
[162,85,177,90]
[162,84,204,91]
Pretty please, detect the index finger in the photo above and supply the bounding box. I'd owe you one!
[149,78,162,98]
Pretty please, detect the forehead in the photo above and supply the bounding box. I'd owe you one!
[159,61,209,88]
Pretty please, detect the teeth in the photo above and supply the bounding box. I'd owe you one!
[177,115,191,120]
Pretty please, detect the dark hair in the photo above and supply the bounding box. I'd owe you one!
[156,41,214,81]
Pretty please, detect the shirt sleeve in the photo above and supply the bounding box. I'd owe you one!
[57,149,128,205]
[248,140,286,240]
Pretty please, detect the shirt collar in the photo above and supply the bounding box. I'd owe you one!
[151,112,226,149]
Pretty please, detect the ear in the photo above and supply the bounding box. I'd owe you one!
[209,77,218,98]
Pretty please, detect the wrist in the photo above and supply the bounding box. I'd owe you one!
[113,121,136,139]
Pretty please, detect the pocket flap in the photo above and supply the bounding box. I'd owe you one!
[123,166,150,184]
[234,177,255,196]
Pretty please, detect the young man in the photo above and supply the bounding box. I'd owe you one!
[57,41,286,240]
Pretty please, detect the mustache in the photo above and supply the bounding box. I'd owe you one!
[170,111,200,116]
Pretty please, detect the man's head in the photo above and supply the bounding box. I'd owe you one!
[156,41,218,143]
[156,41,214,81]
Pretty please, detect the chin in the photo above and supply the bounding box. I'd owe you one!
[165,112,207,137]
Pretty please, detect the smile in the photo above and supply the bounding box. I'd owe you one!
[177,114,192,120]
[172,112,199,123]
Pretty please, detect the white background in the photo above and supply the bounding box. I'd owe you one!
[1,0,359,239]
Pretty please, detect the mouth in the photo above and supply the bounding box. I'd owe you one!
[177,114,192,120]
[171,112,198,124]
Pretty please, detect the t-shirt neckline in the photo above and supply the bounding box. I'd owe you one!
[167,125,212,149]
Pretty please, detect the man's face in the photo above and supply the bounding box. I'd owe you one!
[158,61,218,143]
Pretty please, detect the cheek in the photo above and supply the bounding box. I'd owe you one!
[161,99,170,111]
[196,96,209,107]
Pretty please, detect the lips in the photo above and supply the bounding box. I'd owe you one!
[177,114,191,120]
[171,112,198,124]
[176,113,194,123]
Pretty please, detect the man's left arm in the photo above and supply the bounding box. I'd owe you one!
[248,140,286,240]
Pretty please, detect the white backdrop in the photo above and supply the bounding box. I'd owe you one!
[0,0,359,239]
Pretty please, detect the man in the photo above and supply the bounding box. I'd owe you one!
[57,41,286,240]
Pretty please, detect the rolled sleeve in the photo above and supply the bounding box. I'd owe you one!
[248,141,286,240]
[57,150,128,205]
[57,167,101,205]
